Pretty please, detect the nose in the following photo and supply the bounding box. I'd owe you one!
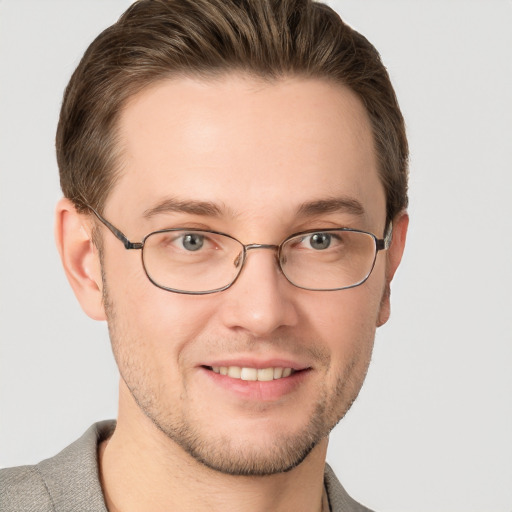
[218,246,299,337]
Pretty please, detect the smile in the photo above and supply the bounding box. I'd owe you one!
[208,366,295,381]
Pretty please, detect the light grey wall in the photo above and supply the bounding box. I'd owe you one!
[1,1,511,511]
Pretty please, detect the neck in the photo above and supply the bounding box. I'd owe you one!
[99,405,328,512]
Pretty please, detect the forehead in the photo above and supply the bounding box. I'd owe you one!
[108,74,384,232]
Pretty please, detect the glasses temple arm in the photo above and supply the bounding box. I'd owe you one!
[88,206,142,250]
[376,221,393,251]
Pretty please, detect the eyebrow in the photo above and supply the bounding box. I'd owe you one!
[296,197,366,217]
[143,195,365,220]
[143,197,224,219]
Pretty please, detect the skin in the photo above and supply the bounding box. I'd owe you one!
[56,74,408,512]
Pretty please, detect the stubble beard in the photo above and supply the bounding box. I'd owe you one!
[161,363,367,476]
[101,274,374,477]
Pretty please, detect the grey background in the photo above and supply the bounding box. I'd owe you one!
[1,1,511,511]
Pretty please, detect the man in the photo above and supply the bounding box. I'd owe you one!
[1,0,408,510]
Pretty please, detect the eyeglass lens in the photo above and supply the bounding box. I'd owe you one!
[141,229,378,294]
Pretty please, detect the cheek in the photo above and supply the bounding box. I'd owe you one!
[309,280,384,334]
[104,280,221,408]
[105,257,219,364]
[305,279,384,374]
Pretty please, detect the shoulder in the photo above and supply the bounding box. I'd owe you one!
[0,420,115,512]
[324,463,375,512]
[0,465,53,512]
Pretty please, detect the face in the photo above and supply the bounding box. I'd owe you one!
[95,75,394,475]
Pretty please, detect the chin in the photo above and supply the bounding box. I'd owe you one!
[148,395,341,477]
[169,426,323,476]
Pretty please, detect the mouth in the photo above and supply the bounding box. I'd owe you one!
[199,362,312,401]
[204,365,297,382]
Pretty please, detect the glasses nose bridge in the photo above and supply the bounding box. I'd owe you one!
[240,242,281,269]
[244,243,279,253]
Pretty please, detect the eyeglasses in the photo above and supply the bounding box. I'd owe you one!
[89,207,392,295]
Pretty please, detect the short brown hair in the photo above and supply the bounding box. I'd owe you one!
[56,0,408,225]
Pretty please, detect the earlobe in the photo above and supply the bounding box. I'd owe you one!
[376,211,409,327]
[55,198,106,321]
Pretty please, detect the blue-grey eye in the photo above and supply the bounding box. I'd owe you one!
[182,233,204,251]
[309,233,331,250]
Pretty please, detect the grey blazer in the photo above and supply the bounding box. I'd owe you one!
[1,421,373,512]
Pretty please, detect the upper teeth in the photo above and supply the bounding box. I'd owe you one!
[211,366,293,381]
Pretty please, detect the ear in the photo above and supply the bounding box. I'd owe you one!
[377,211,409,327]
[55,198,106,321]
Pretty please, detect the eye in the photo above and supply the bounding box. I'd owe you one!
[304,232,332,250]
[180,233,205,251]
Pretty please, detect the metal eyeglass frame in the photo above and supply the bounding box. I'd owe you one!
[87,206,393,295]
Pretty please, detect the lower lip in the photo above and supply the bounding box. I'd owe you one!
[199,367,311,401]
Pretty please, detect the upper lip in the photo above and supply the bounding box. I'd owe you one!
[200,357,311,371]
